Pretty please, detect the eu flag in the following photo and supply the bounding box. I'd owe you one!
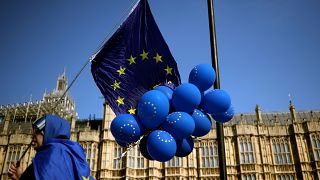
[91,0,181,115]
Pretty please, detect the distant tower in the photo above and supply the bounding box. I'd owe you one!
[55,68,68,94]
[42,69,77,120]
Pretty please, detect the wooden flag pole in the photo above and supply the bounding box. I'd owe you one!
[207,0,227,179]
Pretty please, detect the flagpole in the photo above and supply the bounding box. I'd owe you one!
[207,0,227,179]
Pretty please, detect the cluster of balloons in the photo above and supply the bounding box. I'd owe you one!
[111,64,234,162]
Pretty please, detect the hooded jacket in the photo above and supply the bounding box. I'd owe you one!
[32,115,92,180]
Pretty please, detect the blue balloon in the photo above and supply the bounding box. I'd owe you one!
[171,83,201,113]
[115,138,129,147]
[202,89,231,114]
[154,85,173,100]
[176,136,194,157]
[147,130,176,162]
[213,105,234,123]
[135,116,146,135]
[110,114,142,143]
[139,135,154,160]
[198,91,205,110]
[189,64,216,92]
[162,112,195,140]
[138,90,170,129]
[192,109,212,137]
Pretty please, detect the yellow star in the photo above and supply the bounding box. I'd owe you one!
[127,55,136,65]
[82,176,90,180]
[111,80,121,91]
[153,53,163,63]
[140,50,149,60]
[116,66,126,76]
[128,107,136,115]
[115,96,125,106]
[164,65,173,75]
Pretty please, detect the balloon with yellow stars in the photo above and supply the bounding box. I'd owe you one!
[147,130,176,162]
[108,63,234,162]
[137,90,170,129]
[110,114,142,144]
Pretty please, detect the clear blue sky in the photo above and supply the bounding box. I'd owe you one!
[1,0,319,119]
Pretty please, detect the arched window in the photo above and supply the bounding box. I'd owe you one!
[311,134,320,161]
[239,138,255,164]
[80,143,98,171]
[127,147,135,168]
[277,175,294,180]
[113,144,124,169]
[166,156,182,167]
[136,149,145,169]
[5,146,23,172]
[200,142,218,168]
[272,138,292,165]
[126,146,145,169]
[242,174,256,180]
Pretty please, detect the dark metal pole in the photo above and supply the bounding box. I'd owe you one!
[207,0,227,179]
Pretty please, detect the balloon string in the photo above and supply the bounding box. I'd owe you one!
[119,135,144,159]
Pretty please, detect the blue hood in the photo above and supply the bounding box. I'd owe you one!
[35,114,71,143]
[32,115,93,180]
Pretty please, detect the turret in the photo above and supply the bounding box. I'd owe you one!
[2,111,10,134]
[255,104,262,124]
[55,68,68,93]
[102,100,116,130]
[289,100,297,123]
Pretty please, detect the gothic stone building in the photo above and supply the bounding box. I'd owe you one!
[0,73,320,180]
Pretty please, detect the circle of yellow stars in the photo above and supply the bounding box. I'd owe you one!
[112,49,175,114]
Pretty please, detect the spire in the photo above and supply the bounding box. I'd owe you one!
[70,113,76,132]
[255,104,263,124]
[310,111,314,121]
[55,69,68,93]
[63,67,67,77]
[289,100,297,123]
[42,89,47,99]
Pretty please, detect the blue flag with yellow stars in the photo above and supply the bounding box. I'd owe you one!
[91,0,181,115]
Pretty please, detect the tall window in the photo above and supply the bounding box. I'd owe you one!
[272,139,292,165]
[91,144,97,170]
[5,146,21,172]
[127,147,145,169]
[200,143,218,168]
[136,149,145,169]
[166,156,182,167]
[277,174,294,180]
[188,152,195,167]
[239,138,255,164]
[6,150,12,172]
[311,134,320,161]
[242,174,256,180]
[113,144,124,169]
[127,147,135,168]
[81,143,97,171]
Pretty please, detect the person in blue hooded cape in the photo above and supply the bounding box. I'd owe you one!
[9,114,93,180]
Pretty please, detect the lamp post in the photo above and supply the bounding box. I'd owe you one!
[207,0,227,179]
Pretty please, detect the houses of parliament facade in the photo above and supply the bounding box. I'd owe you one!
[0,72,319,180]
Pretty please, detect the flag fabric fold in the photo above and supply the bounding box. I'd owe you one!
[91,0,181,115]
